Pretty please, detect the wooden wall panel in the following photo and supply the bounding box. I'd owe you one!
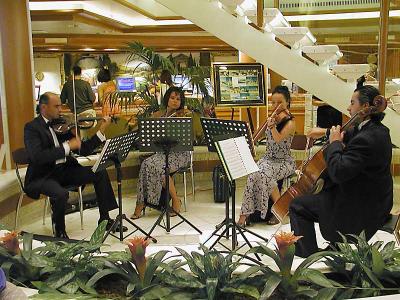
[0,0,35,155]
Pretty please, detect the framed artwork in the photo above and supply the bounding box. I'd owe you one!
[213,63,266,107]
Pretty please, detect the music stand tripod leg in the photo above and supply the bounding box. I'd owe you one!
[170,209,202,234]
[102,157,156,243]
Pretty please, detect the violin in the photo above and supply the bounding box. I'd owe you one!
[50,115,116,135]
[164,107,193,118]
[253,104,293,144]
[271,95,387,223]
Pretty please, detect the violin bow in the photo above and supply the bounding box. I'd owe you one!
[71,72,80,155]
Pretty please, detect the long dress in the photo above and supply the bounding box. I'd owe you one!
[240,126,295,218]
[136,109,191,206]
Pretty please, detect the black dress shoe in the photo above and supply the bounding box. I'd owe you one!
[54,230,69,239]
[102,219,128,233]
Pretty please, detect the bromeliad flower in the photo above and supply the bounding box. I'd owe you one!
[274,231,302,258]
[0,231,20,255]
[125,237,150,282]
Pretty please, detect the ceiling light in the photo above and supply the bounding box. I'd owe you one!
[48,48,60,51]
[104,48,118,51]
[81,48,95,51]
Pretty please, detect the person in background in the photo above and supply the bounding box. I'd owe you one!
[238,85,296,226]
[157,69,174,105]
[97,68,119,117]
[60,65,96,139]
[290,84,392,258]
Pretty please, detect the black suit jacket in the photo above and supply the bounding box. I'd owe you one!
[319,120,393,241]
[24,116,102,199]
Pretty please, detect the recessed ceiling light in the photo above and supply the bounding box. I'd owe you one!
[81,48,95,51]
[48,48,60,51]
[104,48,118,51]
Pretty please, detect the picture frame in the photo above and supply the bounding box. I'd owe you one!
[213,62,266,107]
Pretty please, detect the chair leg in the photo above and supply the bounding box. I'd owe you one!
[15,193,24,230]
[190,166,195,202]
[43,197,49,225]
[78,186,84,230]
[183,172,187,212]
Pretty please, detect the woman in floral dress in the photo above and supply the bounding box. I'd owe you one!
[131,87,190,219]
[238,85,296,226]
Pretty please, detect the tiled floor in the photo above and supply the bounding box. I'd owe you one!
[23,179,397,271]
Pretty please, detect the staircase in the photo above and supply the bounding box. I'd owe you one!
[155,0,400,146]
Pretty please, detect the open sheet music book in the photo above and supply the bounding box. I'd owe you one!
[214,136,259,181]
[92,139,112,173]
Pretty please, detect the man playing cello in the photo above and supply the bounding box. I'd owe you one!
[289,84,393,257]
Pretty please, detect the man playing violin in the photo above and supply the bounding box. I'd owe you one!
[290,85,393,257]
[24,92,126,238]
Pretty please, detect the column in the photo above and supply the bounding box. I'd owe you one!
[0,0,35,169]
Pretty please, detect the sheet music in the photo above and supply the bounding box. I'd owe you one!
[91,139,110,173]
[216,136,259,180]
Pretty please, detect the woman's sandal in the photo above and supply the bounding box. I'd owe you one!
[266,215,280,225]
[130,205,145,220]
[170,199,182,217]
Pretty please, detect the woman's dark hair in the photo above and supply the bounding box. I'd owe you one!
[160,69,173,86]
[162,86,185,110]
[97,68,111,82]
[272,85,291,108]
[72,65,81,76]
[354,84,385,121]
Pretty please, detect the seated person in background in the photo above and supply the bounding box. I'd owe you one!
[24,92,126,238]
[308,96,343,142]
[315,97,342,128]
[97,68,119,116]
[131,87,190,219]
[290,85,393,258]
[238,85,296,226]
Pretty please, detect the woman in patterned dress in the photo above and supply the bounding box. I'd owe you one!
[238,85,296,226]
[131,87,190,219]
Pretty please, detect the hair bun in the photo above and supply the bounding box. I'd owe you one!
[356,75,366,89]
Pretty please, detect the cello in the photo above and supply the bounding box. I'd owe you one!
[271,95,387,223]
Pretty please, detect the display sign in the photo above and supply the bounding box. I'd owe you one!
[213,63,266,107]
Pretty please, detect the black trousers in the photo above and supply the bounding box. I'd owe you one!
[289,192,324,258]
[39,163,118,232]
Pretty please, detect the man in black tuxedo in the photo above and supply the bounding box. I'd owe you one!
[24,92,126,238]
[290,85,393,257]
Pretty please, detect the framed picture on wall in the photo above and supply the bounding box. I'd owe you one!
[213,63,266,107]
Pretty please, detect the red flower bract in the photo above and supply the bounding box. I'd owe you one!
[274,231,302,258]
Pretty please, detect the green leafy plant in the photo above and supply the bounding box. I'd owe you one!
[126,42,175,87]
[87,237,183,299]
[324,231,400,298]
[27,220,109,295]
[158,244,261,300]
[0,232,42,284]
[248,231,341,299]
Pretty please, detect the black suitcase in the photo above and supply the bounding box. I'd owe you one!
[212,165,230,203]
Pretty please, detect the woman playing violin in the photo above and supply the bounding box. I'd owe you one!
[131,87,190,219]
[238,85,296,226]
[290,84,393,258]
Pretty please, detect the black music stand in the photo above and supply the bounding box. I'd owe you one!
[200,118,267,256]
[93,131,156,243]
[138,118,202,236]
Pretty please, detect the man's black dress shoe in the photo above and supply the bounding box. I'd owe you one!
[54,230,69,239]
[101,219,128,232]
